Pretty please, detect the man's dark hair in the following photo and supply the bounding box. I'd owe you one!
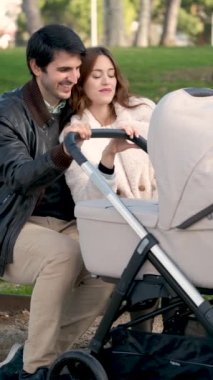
[26,24,85,75]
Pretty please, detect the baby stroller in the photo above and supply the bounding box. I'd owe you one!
[48,88,213,380]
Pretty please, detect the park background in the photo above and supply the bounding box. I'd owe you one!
[0,0,213,101]
[1,1,213,48]
[0,0,213,294]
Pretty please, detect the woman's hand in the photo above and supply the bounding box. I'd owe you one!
[101,124,140,169]
[62,121,91,156]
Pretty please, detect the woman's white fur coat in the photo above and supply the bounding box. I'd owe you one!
[60,97,157,203]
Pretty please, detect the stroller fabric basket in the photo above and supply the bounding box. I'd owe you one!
[100,328,213,380]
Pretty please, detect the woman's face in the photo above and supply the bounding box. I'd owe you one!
[83,55,117,106]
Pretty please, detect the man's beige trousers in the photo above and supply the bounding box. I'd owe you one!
[3,216,113,373]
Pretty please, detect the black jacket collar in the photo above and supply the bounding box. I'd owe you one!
[22,78,53,128]
[22,78,73,131]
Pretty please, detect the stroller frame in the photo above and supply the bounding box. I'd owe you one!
[47,129,213,380]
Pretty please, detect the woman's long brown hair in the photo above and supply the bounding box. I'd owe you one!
[70,46,142,116]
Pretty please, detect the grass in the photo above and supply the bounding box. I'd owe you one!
[0,45,212,295]
[0,48,29,92]
[0,46,212,101]
[112,46,213,102]
[0,280,32,295]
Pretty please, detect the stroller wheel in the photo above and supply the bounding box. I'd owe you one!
[47,349,108,380]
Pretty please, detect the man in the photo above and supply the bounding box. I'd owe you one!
[0,24,113,380]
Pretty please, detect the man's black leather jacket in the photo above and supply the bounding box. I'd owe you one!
[0,78,74,275]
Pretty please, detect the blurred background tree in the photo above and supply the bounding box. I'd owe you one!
[103,0,125,46]
[133,0,152,47]
[1,0,213,48]
[160,0,182,46]
[22,0,43,35]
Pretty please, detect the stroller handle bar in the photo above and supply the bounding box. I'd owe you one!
[64,128,147,166]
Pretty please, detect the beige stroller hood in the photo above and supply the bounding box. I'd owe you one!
[148,88,213,230]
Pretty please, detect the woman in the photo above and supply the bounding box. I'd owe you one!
[60,46,157,202]
[60,46,158,332]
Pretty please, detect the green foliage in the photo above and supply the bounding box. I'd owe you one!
[178,8,204,37]
[41,0,102,45]
[124,0,137,38]
[41,0,71,24]
[182,0,213,11]
[16,0,213,46]
[152,0,165,21]
[205,0,213,8]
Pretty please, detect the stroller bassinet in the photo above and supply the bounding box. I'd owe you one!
[47,88,213,380]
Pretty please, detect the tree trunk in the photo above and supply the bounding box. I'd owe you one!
[22,0,43,36]
[103,0,125,46]
[160,0,182,46]
[134,0,152,47]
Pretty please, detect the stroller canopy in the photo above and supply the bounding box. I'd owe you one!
[148,88,213,230]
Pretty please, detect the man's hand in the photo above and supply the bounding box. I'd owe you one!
[62,121,91,156]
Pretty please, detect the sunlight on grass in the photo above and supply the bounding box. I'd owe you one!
[0,280,32,295]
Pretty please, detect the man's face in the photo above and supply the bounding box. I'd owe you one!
[30,51,82,106]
